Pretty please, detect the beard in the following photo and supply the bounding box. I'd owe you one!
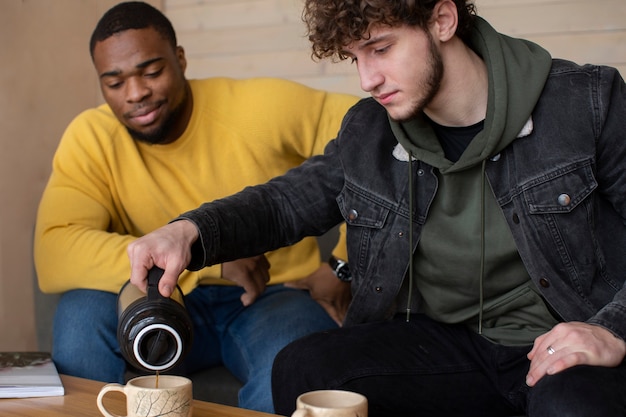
[393,32,444,122]
[126,88,189,145]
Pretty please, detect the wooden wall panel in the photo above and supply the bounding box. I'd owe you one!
[0,0,160,352]
[165,0,626,97]
[478,0,626,74]
[165,0,365,95]
[0,0,113,352]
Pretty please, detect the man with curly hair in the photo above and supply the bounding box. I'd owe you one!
[127,1,626,415]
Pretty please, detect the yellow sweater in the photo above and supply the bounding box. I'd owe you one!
[35,77,358,294]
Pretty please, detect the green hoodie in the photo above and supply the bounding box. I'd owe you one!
[391,18,559,345]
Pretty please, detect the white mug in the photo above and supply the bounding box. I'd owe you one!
[97,375,192,417]
[292,390,368,417]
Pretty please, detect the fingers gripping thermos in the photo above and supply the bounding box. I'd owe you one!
[117,267,193,372]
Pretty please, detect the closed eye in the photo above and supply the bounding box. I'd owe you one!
[374,45,390,55]
[144,67,164,78]
[102,77,123,89]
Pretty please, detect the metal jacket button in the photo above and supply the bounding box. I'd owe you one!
[539,278,550,288]
[558,194,571,206]
[348,209,358,221]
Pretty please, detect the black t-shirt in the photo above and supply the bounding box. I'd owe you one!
[427,117,485,162]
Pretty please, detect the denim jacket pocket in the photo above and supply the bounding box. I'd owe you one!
[522,159,597,214]
[337,185,395,282]
[337,185,391,228]
[519,158,599,297]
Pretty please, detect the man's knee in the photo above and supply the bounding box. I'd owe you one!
[528,365,626,417]
[54,290,117,337]
[52,289,124,382]
[272,332,335,415]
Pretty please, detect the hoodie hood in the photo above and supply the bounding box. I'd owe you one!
[391,17,552,173]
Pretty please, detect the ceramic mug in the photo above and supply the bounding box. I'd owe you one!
[97,375,192,417]
[292,390,368,417]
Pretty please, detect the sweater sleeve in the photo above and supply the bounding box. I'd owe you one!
[33,109,206,294]
[34,110,134,293]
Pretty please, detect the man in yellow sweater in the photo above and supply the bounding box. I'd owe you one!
[33,2,357,413]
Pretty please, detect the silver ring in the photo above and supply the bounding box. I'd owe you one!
[547,345,556,355]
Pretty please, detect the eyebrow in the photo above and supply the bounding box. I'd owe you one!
[99,57,165,79]
[340,33,392,56]
[360,34,392,49]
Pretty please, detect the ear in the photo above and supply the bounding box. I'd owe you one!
[176,46,188,73]
[431,0,458,42]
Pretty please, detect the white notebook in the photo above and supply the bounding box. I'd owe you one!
[0,352,64,398]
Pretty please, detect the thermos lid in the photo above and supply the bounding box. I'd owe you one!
[132,322,184,371]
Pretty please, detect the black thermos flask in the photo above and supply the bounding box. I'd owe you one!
[116,267,193,372]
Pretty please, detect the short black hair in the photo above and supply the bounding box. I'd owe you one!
[89,1,177,59]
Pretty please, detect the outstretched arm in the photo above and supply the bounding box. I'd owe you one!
[127,219,272,305]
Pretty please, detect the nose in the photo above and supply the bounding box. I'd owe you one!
[125,76,151,103]
[357,61,384,94]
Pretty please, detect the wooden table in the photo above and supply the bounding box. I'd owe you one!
[0,374,282,417]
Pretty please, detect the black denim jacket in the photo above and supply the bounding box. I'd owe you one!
[182,60,626,340]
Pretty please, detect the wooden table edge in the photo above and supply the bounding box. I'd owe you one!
[0,374,282,417]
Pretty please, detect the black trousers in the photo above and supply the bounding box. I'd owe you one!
[272,314,626,417]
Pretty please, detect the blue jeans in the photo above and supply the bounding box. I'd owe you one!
[272,314,626,417]
[52,284,337,413]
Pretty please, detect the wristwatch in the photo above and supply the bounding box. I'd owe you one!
[328,255,352,282]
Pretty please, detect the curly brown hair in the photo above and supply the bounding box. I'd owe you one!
[303,0,477,61]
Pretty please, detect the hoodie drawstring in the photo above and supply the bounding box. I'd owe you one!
[405,153,487,330]
[478,159,487,334]
[406,151,415,322]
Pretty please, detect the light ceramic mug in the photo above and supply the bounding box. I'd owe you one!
[97,375,192,417]
[292,390,368,417]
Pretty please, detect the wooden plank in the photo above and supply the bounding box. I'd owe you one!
[166,0,255,8]
[178,22,309,56]
[166,0,300,32]
[477,0,580,7]
[528,31,626,66]
[168,0,626,100]
[479,0,626,36]
[291,74,365,97]
[185,48,320,79]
